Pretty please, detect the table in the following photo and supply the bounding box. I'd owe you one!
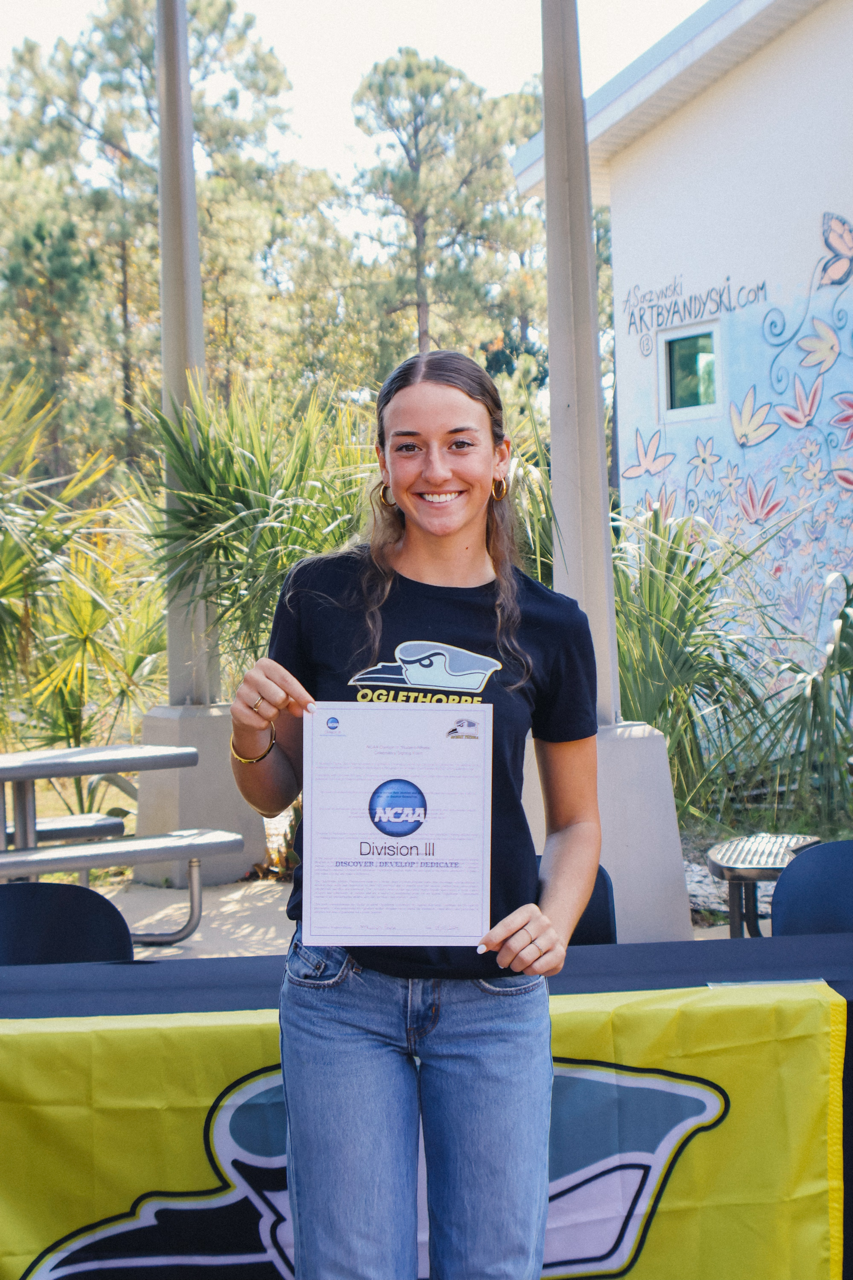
[705,832,820,936]
[0,935,848,1280]
[0,744,199,857]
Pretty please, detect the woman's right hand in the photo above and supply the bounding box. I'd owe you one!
[230,659,313,813]
[230,658,315,756]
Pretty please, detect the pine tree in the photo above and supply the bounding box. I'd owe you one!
[353,49,544,358]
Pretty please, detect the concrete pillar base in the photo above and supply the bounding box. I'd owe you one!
[523,721,693,942]
[134,704,267,887]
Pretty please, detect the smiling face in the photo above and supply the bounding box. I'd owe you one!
[377,381,510,549]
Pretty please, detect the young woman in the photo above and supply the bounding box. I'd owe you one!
[230,351,601,1280]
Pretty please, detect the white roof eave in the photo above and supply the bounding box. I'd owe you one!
[512,0,829,207]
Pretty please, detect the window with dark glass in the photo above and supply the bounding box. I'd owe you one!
[666,333,715,409]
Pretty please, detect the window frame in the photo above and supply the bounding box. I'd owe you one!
[657,321,723,426]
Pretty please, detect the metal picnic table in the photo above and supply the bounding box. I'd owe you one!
[0,743,199,855]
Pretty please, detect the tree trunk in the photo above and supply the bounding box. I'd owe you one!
[608,363,620,495]
[120,237,135,463]
[414,212,429,353]
[48,330,64,479]
[518,251,530,346]
[223,299,232,404]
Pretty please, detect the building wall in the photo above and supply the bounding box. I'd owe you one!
[612,0,853,657]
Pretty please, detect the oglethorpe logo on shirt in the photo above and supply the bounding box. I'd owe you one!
[350,641,500,703]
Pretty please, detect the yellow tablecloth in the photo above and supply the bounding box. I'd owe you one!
[0,981,843,1280]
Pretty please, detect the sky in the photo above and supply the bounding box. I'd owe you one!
[0,0,709,182]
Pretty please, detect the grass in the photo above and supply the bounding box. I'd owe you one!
[691,908,729,928]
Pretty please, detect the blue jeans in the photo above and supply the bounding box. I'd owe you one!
[279,925,553,1280]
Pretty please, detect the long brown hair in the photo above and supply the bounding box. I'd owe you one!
[361,350,530,684]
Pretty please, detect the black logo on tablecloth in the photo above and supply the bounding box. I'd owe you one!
[22,1061,728,1280]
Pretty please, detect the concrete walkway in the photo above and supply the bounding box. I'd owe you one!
[99,879,295,961]
[91,816,757,954]
[694,919,771,940]
[94,868,747,958]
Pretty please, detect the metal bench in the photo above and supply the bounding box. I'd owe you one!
[0,828,243,946]
[706,833,820,937]
[6,814,126,847]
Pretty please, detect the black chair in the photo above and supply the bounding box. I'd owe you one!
[0,882,133,964]
[569,865,617,946]
[771,841,853,936]
[535,861,617,946]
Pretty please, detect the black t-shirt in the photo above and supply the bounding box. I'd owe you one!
[268,549,597,979]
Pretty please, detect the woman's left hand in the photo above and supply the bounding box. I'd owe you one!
[477,904,567,977]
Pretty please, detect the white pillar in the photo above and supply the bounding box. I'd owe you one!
[536,0,692,940]
[157,0,218,707]
[157,0,205,415]
[541,0,619,727]
[135,0,264,884]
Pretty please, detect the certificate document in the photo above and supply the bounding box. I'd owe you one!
[302,701,492,946]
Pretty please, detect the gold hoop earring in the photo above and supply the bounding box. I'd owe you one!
[380,483,396,508]
[491,477,508,502]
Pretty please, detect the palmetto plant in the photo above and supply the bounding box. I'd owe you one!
[502,391,771,814]
[0,375,64,689]
[502,394,770,814]
[0,376,164,816]
[612,507,770,811]
[744,577,853,830]
[22,528,167,814]
[146,377,558,675]
[506,388,555,587]
[0,376,112,733]
[143,373,853,832]
[145,381,375,665]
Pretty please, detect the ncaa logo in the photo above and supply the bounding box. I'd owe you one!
[326,717,339,731]
[369,779,427,837]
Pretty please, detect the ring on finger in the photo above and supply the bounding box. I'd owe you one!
[519,925,542,956]
[522,926,540,957]
[252,694,263,713]
[521,928,543,957]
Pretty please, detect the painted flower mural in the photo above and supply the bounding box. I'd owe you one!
[832,465,853,492]
[738,476,785,525]
[621,429,675,478]
[688,437,720,484]
[642,483,677,522]
[728,387,780,447]
[803,457,827,489]
[776,375,822,429]
[719,460,742,501]
[776,529,801,557]
[797,318,839,373]
[619,212,853,662]
[829,392,853,443]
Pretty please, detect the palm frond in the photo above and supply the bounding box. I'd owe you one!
[143,380,375,664]
[612,507,770,811]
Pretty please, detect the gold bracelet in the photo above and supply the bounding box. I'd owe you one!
[230,724,276,765]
